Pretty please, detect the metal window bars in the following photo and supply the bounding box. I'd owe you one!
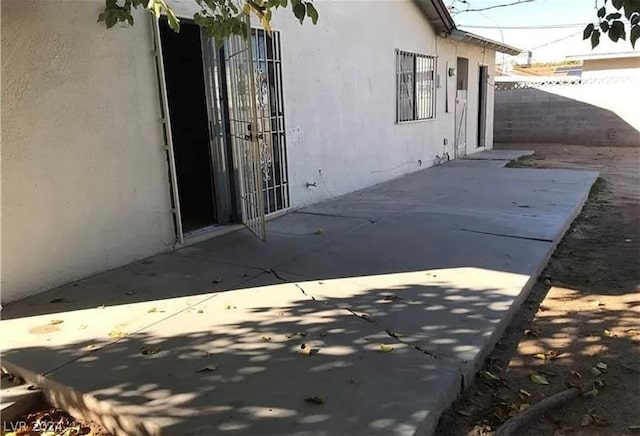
[396,50,436,122]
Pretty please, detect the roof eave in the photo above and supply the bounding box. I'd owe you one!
[449,29,522,56]
[413,0,455,35]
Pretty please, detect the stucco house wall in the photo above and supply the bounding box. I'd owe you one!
[1,0,496,302]
[1,1,175,302]
[268,3,496,207]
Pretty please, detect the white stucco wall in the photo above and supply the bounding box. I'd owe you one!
[265,1,496,207]
[168,0,496,207]
[1,1,174,302]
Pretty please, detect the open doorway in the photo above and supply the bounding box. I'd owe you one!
[156,19,291,242]
[159,20,216,233]
[477,65,488,148]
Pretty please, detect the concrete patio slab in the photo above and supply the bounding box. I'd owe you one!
[444,159,509,168]
[28,282,459,435]
[175,212,368,269]
[277,214,552,280]
[1,156,598,436]
[462,149,533,160]
[292,269,530,369]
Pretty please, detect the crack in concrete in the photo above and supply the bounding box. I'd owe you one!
[295,210,377,223]
[272,270,443,360]
[457,227,553,243]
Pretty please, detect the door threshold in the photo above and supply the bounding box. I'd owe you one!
[176,223,245,249]
[175,208,293,249]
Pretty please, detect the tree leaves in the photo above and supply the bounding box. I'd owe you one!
[589,0,640,48]
[306,2,319,24]
[292,0,306,24]
[632,23,640,47]
[608,20,626,41]
[99,0,318,43]
[591,29,601,48]
[583,23,595,39]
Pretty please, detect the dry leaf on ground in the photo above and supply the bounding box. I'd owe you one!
[530,373,549,385]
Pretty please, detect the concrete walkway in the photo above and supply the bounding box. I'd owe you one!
[1,150,597,436]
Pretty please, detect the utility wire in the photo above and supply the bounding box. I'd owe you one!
[451,0,536,15]
[526,30,583,50]
[458,23,590,29]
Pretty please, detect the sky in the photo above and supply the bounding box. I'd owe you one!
[449,0,638,63]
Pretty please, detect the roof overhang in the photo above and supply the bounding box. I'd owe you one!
[411,0,521,55]
[449,29,522,55]
[413,0,455,35]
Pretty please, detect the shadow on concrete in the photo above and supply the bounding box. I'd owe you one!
[0,162,599,434]
[2,274,534,434]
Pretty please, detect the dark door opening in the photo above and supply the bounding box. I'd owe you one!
[478,65,488,148]
[159,20,216,233]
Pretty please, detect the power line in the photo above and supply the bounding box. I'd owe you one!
[451,0,537,15]
[458,23,590,29]
[526,30,583,50]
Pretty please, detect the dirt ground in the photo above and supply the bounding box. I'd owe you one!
[436,144,640,436]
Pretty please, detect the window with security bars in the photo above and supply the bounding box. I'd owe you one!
[396,50,436,122]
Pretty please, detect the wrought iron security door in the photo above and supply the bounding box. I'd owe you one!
[225,18,266,241]
[251,28,290,214]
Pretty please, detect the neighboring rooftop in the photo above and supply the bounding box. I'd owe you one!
[566,51,640,61]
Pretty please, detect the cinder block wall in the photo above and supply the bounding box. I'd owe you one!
[494,79,640,147]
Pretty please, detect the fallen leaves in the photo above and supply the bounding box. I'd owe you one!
[378,344,394,353]
[286,332,307,340]
[480,370,500,382]
[581,411,610,427]
[140,346,160,355]
[49,320,64,325]
[299,343,319,355]
[595,361,608,371]
[530,373,549,385]
[304,396,324,405]
[533,350,561,361]
[108,330,128,339]
[524,328,540,338]
[195,365,218,373]
[49,298,68,303]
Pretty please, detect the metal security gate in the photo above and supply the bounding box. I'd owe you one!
[225,18,266,241]
[252,28,290,214]
[454,57,469,158]
[455,90,468,158]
